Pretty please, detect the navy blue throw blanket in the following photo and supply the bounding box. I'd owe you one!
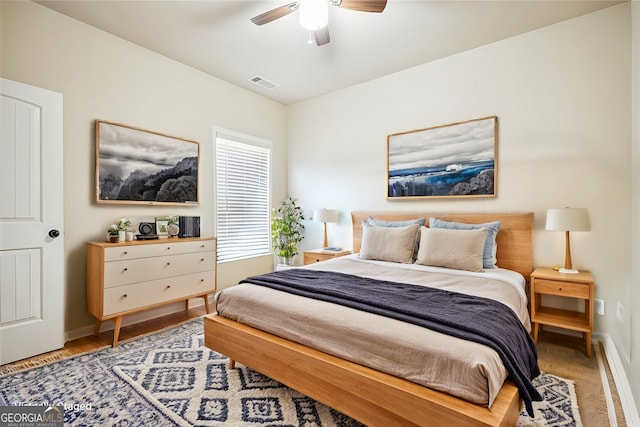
[242,268,541,416]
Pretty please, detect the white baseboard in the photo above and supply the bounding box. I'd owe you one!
[65,296,211,342]
[595,333,640,426]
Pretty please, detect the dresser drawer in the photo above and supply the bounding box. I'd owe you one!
[534,279,589,298]
[104,239,216,261]
[104,251,215,288]
[103,271,215,316]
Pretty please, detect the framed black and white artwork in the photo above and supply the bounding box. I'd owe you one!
[95,120,199,205]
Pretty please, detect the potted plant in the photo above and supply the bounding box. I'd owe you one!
[271,197,305,265]
[107,224,120,243]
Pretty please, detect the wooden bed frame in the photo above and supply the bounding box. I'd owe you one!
[205,211,533,426]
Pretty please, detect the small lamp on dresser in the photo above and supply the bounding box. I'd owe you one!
[545,207,590,274]
[313,208,338,248]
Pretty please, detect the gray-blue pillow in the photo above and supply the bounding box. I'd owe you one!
[428,218,501,269]
[367,217,426,228]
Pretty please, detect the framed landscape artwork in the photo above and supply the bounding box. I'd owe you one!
[387,116,497,199]
[95,120,200,205]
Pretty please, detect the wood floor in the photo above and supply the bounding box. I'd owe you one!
[0,307,207,374]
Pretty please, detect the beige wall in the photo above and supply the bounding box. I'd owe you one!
[0,1,288,334]
[631,0,640,413]
[287,3,637,407]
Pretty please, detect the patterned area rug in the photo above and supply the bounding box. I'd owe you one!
[0,318,582,426]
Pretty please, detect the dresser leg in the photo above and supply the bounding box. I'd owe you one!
[185,299,189,311]
[94,320,102,336]
[203,295,211,314]
[112,316,123,347]
[585,332,592,358]
[229,359,236,370]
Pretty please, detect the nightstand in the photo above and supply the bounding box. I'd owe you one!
[303,249,352,265]
[530,267,595,357]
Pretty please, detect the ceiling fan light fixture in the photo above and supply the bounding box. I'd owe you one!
[299,0,329,30]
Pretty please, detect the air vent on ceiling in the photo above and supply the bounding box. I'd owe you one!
[249,76,279,90]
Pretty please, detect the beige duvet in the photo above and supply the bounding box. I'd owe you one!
[214,255,530,408]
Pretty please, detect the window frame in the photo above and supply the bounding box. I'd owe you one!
[214,128,272,263]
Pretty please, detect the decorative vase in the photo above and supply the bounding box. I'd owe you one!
[280,257,292,266]
[118,230,126,243]
[126,231,134,241]
[109,235,119,243]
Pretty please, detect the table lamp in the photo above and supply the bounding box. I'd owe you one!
[545,207,590,274]
[313,208,337,248]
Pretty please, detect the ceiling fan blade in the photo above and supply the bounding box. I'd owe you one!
[250,2,299,26]
[313,26,330,46]
[335,0,387,13]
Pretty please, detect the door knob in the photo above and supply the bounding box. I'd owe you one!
[49,229,60,238]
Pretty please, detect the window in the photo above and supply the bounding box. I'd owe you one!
[215,130,271,262]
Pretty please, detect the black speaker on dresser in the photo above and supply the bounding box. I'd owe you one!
[178,216,200,238]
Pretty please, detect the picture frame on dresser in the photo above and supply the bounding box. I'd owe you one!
[95,120,200,206]
[387,116,497,199]
[155,217,169,237]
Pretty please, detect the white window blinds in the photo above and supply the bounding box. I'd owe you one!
[215,133,271,262]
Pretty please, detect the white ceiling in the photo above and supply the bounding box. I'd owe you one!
[37,0,621,105]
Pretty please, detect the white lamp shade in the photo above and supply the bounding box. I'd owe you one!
[314,208,337,223]
[545,208,590,232]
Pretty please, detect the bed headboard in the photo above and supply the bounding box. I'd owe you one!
[351,211,534,280]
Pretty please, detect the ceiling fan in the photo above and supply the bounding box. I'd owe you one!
[250,0,387,46]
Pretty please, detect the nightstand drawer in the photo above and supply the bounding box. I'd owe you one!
[304,253,332,264]
[303,250,351,265]
[535,279,589,298]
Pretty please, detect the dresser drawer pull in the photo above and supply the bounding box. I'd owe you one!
[123,267,128,272]
[165,285,171,290]
[200,258,205,262]
[201,245,206,248]
[122,294,128,299]
[167,247,171,250]
[166,262,171,266]
[123,251,128,255]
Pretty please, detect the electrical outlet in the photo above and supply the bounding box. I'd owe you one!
[616,301,625,323]
[594,299,605,315]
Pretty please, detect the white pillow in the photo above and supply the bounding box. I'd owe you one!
[359,223,420,264]
[415,227,488,272]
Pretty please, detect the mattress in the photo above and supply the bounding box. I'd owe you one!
[214,255,530,407]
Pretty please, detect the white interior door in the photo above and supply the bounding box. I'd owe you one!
[0,78,64,364]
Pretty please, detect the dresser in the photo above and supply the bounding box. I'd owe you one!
[87,237,216,346]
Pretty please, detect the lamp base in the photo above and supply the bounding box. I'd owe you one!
[559,268,580,274]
